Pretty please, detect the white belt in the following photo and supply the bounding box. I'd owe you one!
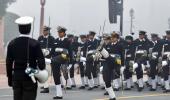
[42,49,49,52]
[126,54,131,57]
[136,50,145,54]
[55,48,68,54]
[80,57,86,62]
[110,54,120,58]
[152,52,158,55]
[163,52,170,56]
[110,54,116,58]
[87,50,95,54]
[55,48,63,52]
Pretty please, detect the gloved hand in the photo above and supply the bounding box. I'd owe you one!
[146,61,150,68]
[8,77,12,87]
[83,62,86,66]
[129,60,134,67]
[120,66,125,75]
[167,54,170,60]
[99,66,103,73]
[152,55,157,59]
[133,63,138,72]
[42,49,50,56]
[142,64,146,71]
[93,52,102,61]
[162,60,168,66]
[67,64,72,70]
[80,57,86,62]
[45,58,51,64]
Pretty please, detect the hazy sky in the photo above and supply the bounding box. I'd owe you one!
[6,0,170,38]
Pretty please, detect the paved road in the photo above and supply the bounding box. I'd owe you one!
[0,85,170,100]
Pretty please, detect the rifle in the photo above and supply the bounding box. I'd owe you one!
[31,17,35,38]
[158,44,165,73]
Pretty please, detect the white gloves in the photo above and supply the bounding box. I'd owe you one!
[42,49,50,56]
[100,66,103,72]
[80,57,86,62]
[83,62,86,66]
[120,66,125,74]
[45,58,51,64]
[55,48,63,52]
[145,61,150,68]
[67,64,72,70]
[152,55,157,59]
[133,63,138,71]
[93,52,102,61]
[162,60,168,66]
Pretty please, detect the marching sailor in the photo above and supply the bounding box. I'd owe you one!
[95,33,123,100]
[109,33,124,91]
[78,34,89,89]
[133,31,151,92]
[65,34,75,89]
[68,35,79,88]
[38,26,55,93]
[156,30,170,93]
[86,31,100,90]
[148,33,160,91]
[123,35,135,90]
[50,26,72,99]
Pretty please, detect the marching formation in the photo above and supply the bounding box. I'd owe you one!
[6,16,170,100]
[39,25,170,100]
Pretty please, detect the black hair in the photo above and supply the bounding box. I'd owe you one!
[18,24,31,34]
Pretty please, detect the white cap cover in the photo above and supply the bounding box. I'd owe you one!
[15,16,33,25]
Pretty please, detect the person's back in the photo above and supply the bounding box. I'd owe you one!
[7,36,45,81]
[6,16,45,100]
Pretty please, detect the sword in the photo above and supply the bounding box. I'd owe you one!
[120,49,127,95]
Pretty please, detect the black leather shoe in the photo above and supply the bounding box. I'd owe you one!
[157,84,161,86]
[88,87,94,90]
[53,96,63,99]
[85,84,89,87]
[94,86,98,88]
[150,88,156,91]
[79,86,85,89]
[40,86,44,89]
[145,82,151,87]
[71,85,76,88]
[61,85,64,88]
[124,88,131,90]
[138,87,143,92]
[110,98,116,100]
[66,87,72,90]
[40,88,49,93]
[101,86,105,90]
[162,86,165,90]
[104,91,109,95]
[163,90,170,93]
[113,88,119,91]
[134,82,138,86]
